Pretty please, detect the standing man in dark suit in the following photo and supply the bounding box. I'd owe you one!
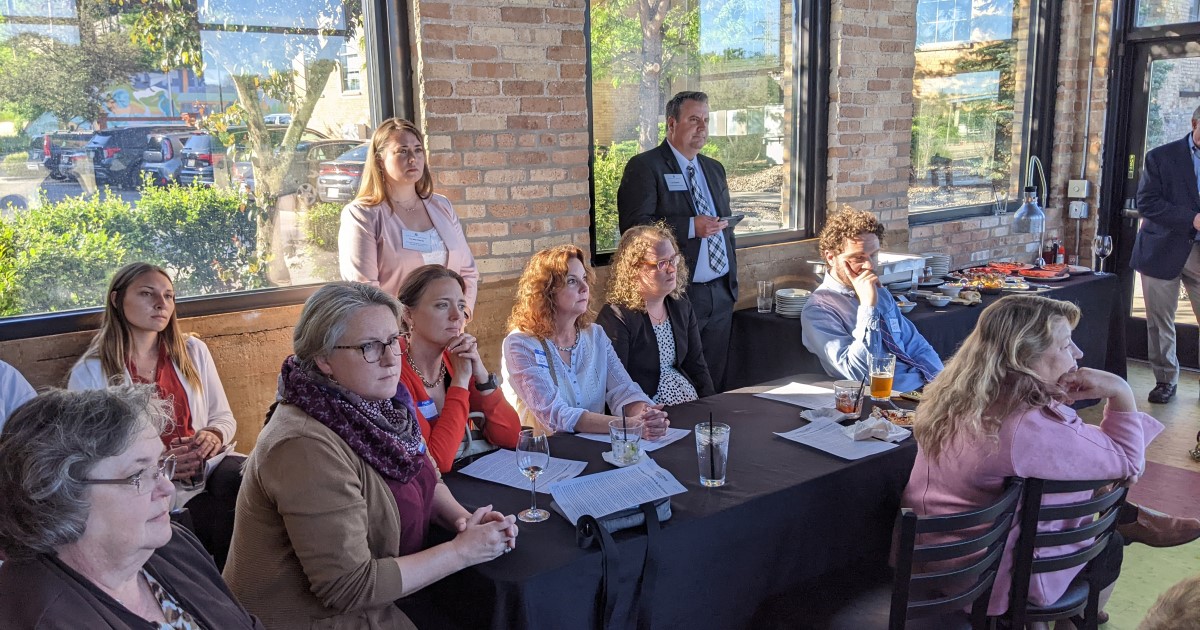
[1133,104,1200,405]
[617,91,738,391]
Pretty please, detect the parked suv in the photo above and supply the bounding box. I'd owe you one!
[179,126,328,189]
[84,125,189,188]
[232,139,363,205]
[140,131,203,186]
[316,144,368,203]
[34,132,92,180]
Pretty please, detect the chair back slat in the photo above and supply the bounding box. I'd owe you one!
[1006,477,1128,630]
[1036,485,1125,521]
[1031,531,1115,575]
[913,512,1014,564]
[889,480,1023,629]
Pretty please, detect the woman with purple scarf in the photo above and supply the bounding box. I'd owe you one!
[223,282,517,629]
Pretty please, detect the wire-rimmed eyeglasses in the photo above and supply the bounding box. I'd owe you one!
[83,454,177,495]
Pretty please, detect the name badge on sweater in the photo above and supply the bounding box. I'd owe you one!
[402,229,433,253]
[416,398,439,421]
[887,317,901,335]
[533,348,550,369]
[664,174,687,191]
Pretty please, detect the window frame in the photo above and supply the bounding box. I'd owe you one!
[0,0,412,341]
[907,0,1062,226]
[585,0,829,264]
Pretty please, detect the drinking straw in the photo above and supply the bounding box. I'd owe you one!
[708,413,716,480]
[621,411,627,441]
[855,371,869,407]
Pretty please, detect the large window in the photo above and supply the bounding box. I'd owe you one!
[908,0,1035,218]
[588,0,809,253]
[0,0,391,324]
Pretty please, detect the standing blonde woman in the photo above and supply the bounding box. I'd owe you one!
[339,118,480,311]
[501,245,669,436]
[597,223,714,405]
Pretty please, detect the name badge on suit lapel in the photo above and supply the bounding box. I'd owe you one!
[664,174,687,191]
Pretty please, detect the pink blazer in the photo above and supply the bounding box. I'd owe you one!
[902,402,1162,615]
[338,193,480,309]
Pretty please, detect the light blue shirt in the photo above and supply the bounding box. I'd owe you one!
[800,274,944,393]
[666,142,728,282]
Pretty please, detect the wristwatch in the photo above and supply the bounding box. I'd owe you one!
[476,373,499,392]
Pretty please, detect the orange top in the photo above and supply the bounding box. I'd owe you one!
[399,343,521,472]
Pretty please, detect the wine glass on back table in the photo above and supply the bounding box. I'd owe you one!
[1093,235,1113,275]
[515,428,550,523]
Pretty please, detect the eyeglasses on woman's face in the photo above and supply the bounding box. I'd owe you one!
[333,333,404,363]
[641,253,683,272]
[83,454,176,495]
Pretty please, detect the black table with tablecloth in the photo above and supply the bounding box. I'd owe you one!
[402,384,917,630]
[725,272,1125,390]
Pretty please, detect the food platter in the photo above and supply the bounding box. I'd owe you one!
[1017,268,1069,281]
[869,407,915,427]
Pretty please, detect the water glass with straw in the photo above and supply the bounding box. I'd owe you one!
[695,413,730,487]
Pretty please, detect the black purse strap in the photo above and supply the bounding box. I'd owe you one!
[576,501,663,630]
[636,501,661,630]
[577,514,620,629]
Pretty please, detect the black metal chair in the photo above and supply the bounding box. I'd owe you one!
[778,479,1022,630]
[1001,477,1128,630]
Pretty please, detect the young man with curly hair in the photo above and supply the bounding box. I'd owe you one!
[801,209,943,393]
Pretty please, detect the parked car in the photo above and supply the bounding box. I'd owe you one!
[316,144,368,203]
[84,125,189,188]
[57,150,88,182]
[178,126,327,189]
[31,132,92,180]
[232,139,364,205]
[263,113,293,125]
[139,131,203,186]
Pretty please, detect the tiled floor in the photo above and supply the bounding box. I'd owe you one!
[1078,360,1200,629]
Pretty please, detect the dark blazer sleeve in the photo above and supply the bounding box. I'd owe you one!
[671,297,715,397]
[596,304,658,401]
[1137,136,1200,232]
[617,148,694,244]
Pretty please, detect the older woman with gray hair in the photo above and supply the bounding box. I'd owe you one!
[223,282,517,629]
[0,385,262,628]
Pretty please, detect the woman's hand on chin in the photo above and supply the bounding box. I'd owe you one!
[1057,368,1135,411]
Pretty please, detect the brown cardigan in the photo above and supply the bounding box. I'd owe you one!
[223,403,440,629]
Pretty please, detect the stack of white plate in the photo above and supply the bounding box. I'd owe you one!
[920,252,952,278]
[775,288,810,319]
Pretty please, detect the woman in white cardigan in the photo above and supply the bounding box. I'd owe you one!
[339,118,481,311]
[67,262,242,570]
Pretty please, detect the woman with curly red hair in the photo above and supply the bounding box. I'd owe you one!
[501,245,669,436]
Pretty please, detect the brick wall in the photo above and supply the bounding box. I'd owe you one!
[414,0,591,280]
[826,0,916,245]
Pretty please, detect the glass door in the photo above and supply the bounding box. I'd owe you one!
[1116,39,1200,368]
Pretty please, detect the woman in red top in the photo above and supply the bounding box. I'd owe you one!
[398,265,520,472]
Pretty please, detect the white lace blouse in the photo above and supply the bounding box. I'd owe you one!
[500,325,653,432]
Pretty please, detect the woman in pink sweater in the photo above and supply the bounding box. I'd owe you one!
[902,294,1163,616]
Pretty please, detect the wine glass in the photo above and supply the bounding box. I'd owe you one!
[1093,235,1113,275]
[515,428,550,523]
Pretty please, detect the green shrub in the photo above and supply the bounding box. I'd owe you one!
[592,140,640,253]
[136,181,266,294]
[0,184,267,317]
[305,201,342,252]
[0,193,143,316]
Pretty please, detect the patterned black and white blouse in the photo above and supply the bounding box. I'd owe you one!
[651,320,698,406]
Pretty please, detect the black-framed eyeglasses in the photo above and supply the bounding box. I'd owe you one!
[642,254,683,272]
[334,334,403,363]
[83,454,176,495]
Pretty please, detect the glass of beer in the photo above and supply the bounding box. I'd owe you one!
[869,354,896,401]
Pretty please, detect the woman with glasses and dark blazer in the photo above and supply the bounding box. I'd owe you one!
[597,224,715,405]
